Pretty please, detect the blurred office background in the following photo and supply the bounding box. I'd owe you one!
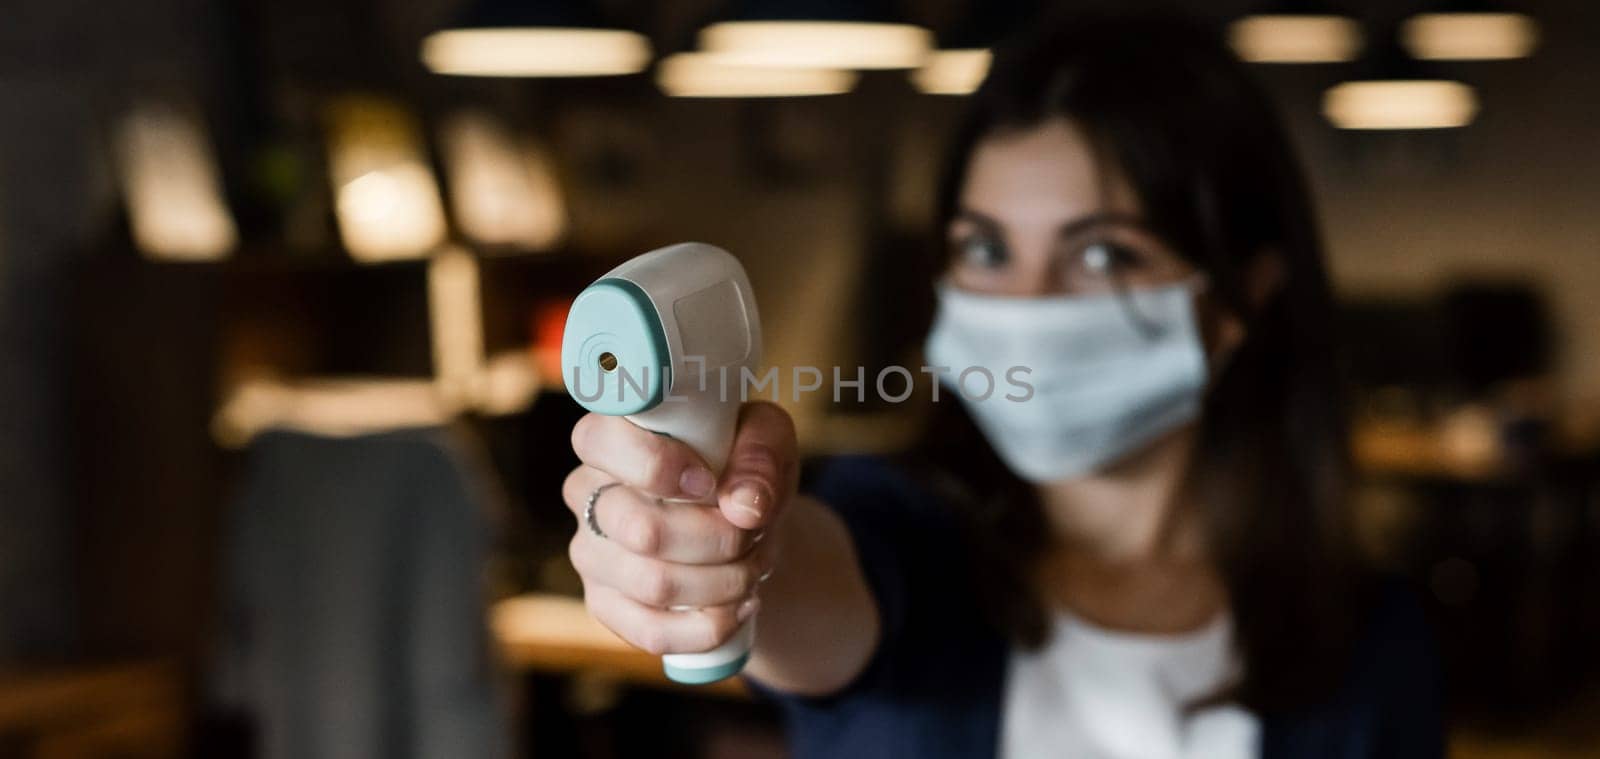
[1,0,1598,756]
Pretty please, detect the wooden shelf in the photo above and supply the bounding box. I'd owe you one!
[492,594,749,699]
[0,661,184,758]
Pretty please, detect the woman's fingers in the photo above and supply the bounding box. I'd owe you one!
[565,402,792,656]
[583,584,759,656]
[569,523,776,608]
[716,401,799,530]
[571,413,717,500]
[562,465,757,564]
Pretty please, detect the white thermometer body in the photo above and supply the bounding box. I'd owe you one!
[561,242,762,684]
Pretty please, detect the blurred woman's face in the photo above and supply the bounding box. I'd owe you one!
[947,119,1197,298]
[946,117,1254,371]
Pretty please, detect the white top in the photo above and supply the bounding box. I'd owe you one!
[998,609,1259,759]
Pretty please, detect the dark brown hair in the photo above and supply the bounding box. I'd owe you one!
[910,9,1369,711]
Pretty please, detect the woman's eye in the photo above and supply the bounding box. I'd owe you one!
[959,235,1008,269]
[1081,241,1142,274]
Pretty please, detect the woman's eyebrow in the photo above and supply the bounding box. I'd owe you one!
[952,207,1004,233]
[1056,211,1148,239]
[952,207,1146,238]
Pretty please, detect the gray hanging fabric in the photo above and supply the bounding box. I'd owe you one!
[210,426,511,759]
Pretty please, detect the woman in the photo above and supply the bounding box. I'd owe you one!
[561,11,1443,759]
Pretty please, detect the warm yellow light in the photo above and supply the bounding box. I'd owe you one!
[422,28,651,76]
[1228,15,1362,63]
[699,21,932,70]
[211,377,452,446]
[492,594,632,651]
[327,98,448,262]
[1402,12,1539,60]
[114,105,237,261]
[210,362,539,445]
[424,248,542,416]
[476,350,541,416]
[656,52,856,97]
[441,111,568,249]
[428,247,485,411]
[1323,80,1479,130]
[911,49,990,95]
[333,165,448,261]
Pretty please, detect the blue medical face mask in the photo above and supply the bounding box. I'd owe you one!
[924,279,1209,483]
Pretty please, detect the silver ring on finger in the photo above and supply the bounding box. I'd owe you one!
[584,482,623,539]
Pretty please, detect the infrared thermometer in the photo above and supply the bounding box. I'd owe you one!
[561,242,763,684]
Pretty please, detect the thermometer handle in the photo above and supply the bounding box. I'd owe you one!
[627,389,754,684]
[627,382,741,473]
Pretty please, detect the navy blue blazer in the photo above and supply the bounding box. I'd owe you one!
[753,456,1446,759]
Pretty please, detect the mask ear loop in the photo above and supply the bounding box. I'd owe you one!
[1086,242,1166,341]
[1086,243,1210,342]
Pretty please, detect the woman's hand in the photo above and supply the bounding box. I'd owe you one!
[563,401,799,655]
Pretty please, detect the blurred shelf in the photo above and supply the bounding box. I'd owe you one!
[492,594,749,699]
[1353,417,1509,482]
[1353,408,1600,483]
[0,660,184,758]
[124,241,597,268]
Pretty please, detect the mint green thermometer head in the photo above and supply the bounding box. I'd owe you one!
[561,242,761,421]
[561,278,672,415]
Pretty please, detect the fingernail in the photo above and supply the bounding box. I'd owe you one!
[730,482,765,521]
[737,595,761,622]
[680,466,715,498]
